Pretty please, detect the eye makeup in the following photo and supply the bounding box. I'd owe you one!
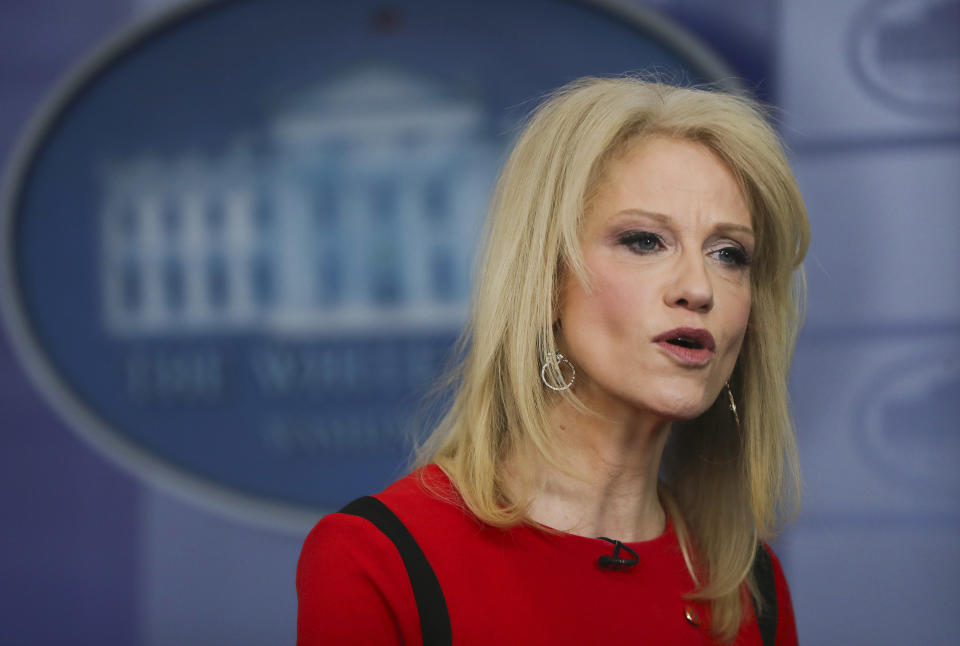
[616,230,664,255]
[711,244,752,268]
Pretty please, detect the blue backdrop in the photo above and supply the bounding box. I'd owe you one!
[1,1,957,644]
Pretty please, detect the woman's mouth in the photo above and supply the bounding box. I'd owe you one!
[653,327,716,366]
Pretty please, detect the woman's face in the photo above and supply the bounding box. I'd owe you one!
[557,136,753,421]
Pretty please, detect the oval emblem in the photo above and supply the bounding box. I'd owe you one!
[1,0,735,526]
[848,0,960,116]
[856,350,960,494]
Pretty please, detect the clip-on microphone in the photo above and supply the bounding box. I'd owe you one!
[597,537,640,570]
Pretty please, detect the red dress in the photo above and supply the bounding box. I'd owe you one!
[297,465,798,645]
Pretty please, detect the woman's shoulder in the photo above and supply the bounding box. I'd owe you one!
[298,465,470,569]
[376,464,466,517]
[376,464,454,502]
[295,466,457,645]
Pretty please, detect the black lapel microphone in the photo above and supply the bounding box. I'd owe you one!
[597,536,640,570]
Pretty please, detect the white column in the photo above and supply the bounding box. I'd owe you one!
[181,192,209,326]
[340,172,368,314]
[273,181,314,328]
[399,170,428,308]
[224,189,255,324]
[455,156,492,300]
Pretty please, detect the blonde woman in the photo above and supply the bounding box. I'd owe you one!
[297,76,809,645]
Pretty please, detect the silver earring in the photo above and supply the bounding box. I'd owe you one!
[725,382,740,427]
[541,352,575,391]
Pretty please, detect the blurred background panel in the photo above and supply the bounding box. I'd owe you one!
[0,1,956,645]
[777,1,960,644]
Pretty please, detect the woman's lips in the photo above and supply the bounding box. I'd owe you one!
[655,341,714,366]
[653,327,716,366]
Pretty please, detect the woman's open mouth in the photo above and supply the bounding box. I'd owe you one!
[653,327,716,366]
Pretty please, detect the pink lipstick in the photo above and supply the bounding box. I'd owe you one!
[653,327,716,366]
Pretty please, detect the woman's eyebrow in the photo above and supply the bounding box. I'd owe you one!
[612,208,670,223]
[614,209,755,238]
[714,223,755,238]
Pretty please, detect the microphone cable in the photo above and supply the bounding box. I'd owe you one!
[596,537,640,570]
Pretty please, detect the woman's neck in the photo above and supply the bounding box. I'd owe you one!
[509,398,671,543]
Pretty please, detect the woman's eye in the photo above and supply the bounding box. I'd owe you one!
[713,246,751,267]
[620,232,663,254]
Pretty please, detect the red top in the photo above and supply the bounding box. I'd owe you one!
[297,465,798,645]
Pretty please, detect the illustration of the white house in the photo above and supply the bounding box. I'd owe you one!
[99,68,499,336]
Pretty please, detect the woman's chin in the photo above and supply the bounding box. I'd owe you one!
[592,392,713,424]
[635,391,716,423]
[570,376,718,423]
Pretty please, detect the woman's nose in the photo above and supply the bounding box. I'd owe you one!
[664,254,714,313]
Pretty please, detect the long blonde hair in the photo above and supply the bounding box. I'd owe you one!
[417,76,809,641]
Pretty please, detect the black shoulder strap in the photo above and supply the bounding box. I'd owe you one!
[339,496,452,646]
[751,542,778,646]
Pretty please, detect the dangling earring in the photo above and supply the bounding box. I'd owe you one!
[541,352,575,391]
[725,382,740,427]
